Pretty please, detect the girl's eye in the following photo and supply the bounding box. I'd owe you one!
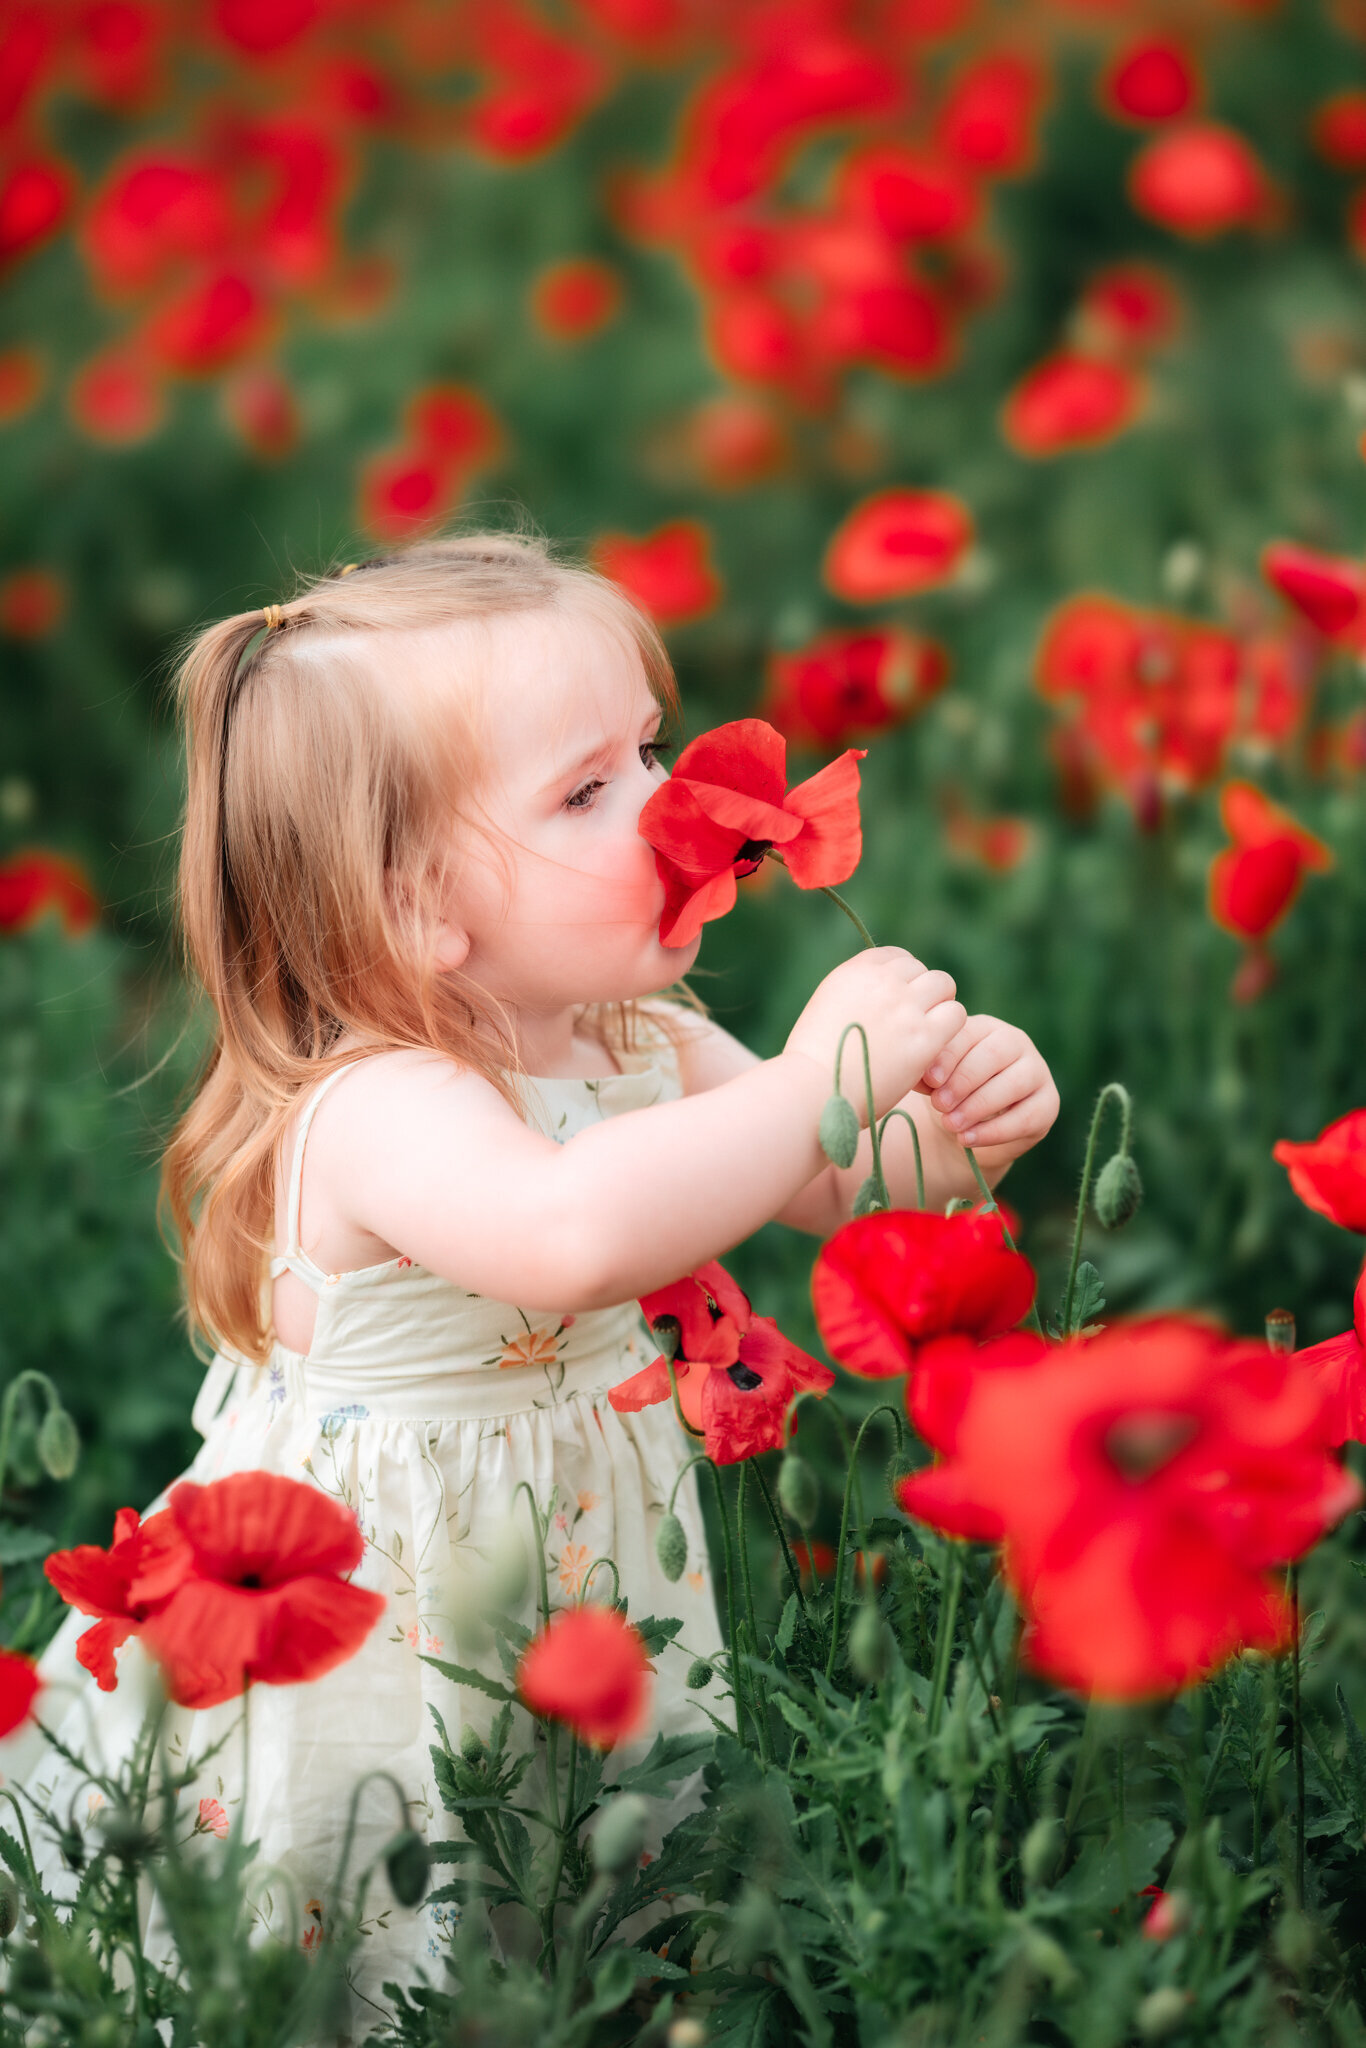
[563,739,674,813]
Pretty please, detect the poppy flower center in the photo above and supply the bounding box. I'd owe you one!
[726,1362,764,1391]
[237,1572,263,1588]
[1104,1409,1200,1483]
[733,839,772,876]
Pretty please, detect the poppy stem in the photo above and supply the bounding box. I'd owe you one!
[834,1021,890,1208]
[662,1354,706,1443]
[752,1454,808,1615]
[1290,1562,1305,1906]
[824,1404,903,1685]
[513,1479,553,1630]
[878,1107,925,1209]
[1060,1082,1132,1336]
[963,1147,1047,1338]
[541,1731,579,1963]
[698,1456,748,1746]
[817,882,879,951]
[927,1544,964,1738]
[736,1464,772,1765]
[579,1558,620,1606]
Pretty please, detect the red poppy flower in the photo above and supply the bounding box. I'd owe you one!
[945,802,1034,873]
[46,1505,189,1691]
[516,1603,652,1749]
[69,346,165,444]
[812,1208,1036,1381]
[1209,781,1332,943]
[83,156,232,298]
[935,54,1045,178]
[463,2,609,162]
[1128,123,1268,238]
[1261,541,1364,638]
[1102,40,1199,126]
[359,450,451,540]
[531,257,622,340]
[637,717,866,947]
[611,1258,835,1464]
[1312,91,1366,172]
[681,395,788,491]
[824,488,973,603]
[0,1649,41,1736]
[0,347,44,423]
[221,365,298,460]
[406,384,503,469]
[70,1,166,110]
[1075,264,1181,356]
[214,0,319,55]
[594,519,722,627]
[793,1538,886,1589]
[0,849,99,935]
[0,158,74,268]
[1293,1266,1366,1448]
[1002,351,1145,457]
[836,144,979,243]
[900,1318,1360,1699]
[0,569,65,639]
[1274,1110,1366,1233]
[127,1472,387,1710]
[143,269,269,375]
[762,625,949,749]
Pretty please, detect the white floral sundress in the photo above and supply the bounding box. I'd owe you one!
[0,1016,726,2038]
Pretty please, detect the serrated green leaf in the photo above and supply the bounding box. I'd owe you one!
[418,1653,514,1703]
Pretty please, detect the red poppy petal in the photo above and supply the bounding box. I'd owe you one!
[780,749,867,888]
[658,862,738,947]
[252,1577,388,1687]
[669,718,789,808]
[167,1472,365,1585]
[608,1356,680,1411]
[75,1618,135,1692]
[0,1650,40,1736]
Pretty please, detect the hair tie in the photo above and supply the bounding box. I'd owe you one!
[338,563,359,577]
[261,603,283,631]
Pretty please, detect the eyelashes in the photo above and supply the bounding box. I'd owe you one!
[564,738,674,813]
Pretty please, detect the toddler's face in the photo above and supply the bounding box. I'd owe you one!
[431,608,701,1014]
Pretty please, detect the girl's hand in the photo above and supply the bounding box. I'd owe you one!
[919,1015,1059,1159]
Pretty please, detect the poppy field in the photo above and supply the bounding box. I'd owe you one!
[6,0,1366,2040]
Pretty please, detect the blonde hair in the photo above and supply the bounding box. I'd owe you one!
[159,526,707,1368]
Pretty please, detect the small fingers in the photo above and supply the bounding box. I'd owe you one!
[958,1088,1056,1150]
[930,1028,1015,1112]
[908,968,959,1014]
[920,999,968,1059]
[939,1067,1025,1135]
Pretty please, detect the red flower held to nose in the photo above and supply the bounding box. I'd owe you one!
[126,1472,387,1709]
[1274,1110,1366,1234]
[516,1603,652,1749]
[1208,781,1332,943]
[824,488,973,604]
[900,1318,1360,1700]
[812,1208,1036,1381]
[638,717,866,947]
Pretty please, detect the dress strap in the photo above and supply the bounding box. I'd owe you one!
[271,1063,369,1294]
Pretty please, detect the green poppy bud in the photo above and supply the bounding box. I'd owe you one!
[776,1452,818,1528]
[95,1808,159,1864]
[36,1406,79,1482]
[1094,1151,1142,1229]
[686,1658,713,1690]
[7,1419,43,1491]
[458,1724,485,1763]
[1020,1926,1078,1994]
[1136,1988,1193,2040]
[819,1093,860,1170]
[655,1512,688,1583]
[1020,1816,1060,1886]
[0,1871,19,1939]
[849,1603,892,1684]
[651,1315,682,1362]
[852,1175,882,1218]
[384,1828,430,1907]
[1273,1907,1315,1972]
[591,1792,649,1875]
[729,1885,780,1968]
[82,2017,124,2048]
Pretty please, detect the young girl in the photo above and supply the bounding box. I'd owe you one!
[0,532,1057,2031]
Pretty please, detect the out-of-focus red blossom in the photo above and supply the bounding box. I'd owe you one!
[610,1257,835,1464]
[463,3,610,162]
[0,158,74,267]
[1312,90,1366,170]
[0,568,64,639]
[944,799,1034,872]
[1209,780,1332,944]
[359,385,502,541]
[0,850,99,936]
[793,1538,887,1588]
[70,2,167,109]
[531,257,623,340]
[637,716,866,946]
[45,1505,184,1689]
[1128,123,1269,237]
[142,269,270,374]
[1002,350,1145,457]
[213,0,319,55]
[824,488,973,603]
[762,625,949,749]
[126,1472,387,1711]
[1292,1267,1366,1448]
[593,519,721,626]
[1074,263,1181,356]
[516,1604,652,1750]
[83,156,233,297]
[573,0,691,54]
[1141,1888,1187,1941]
[837,143,980,242]
[681,394,788,490]
[935,53,1046,178]
[900,1318,1362,1700]
[1261,540,1364,638]
[406,385,501,467]
[69,347,165,444]
[0,347,44,423]
[1102,40,1199,125]
[1274,1110,1366,1234]
[885,0,974,42]
[221,365,298,459]
[0,1651,40,1736]
[812,1208,1036,1381]
[0,5,59,130]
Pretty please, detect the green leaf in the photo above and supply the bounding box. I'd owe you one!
[0,1524,56,1566]
[775,1592,799,1655]
[630,1614,685,1658]
[1058,1818,1173,1914]
[607,1732,714,1798]
[418,1654,514,1703]
[703,1983,782,2047]
[1338,1683,1366,1818]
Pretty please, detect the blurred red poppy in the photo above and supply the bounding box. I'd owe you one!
[837,143,980,243]
[812,1208,1036,1380]
[128,1472,387,1710]
[213,0,319,54]
[0,157,74,267]
[638,716,865,946]
[84,155,232,297]
[824,488,973,602]
[1208,781,1332,942]
[0,347,43,423]
[0,849,98,935]
[0,568,65,639]
[611,1258,835,1463]
[143,268,269,374]
[463,3,610,161]
[1102,40,1199,125]
[762,625,949,749]
[69,346,165,444]
[406,384,503,468]
[46,1504,186,1690]
[1261,540,1364,637]
[1274,1110,1366,1233]
[531,257,623,340]
[1293,1266,1366,1447]
[681,394,788,490]
[1002,350,1145,456]
[516,1604,652,1750]
[1128,123,1268,237]
[1312,90,1366,170]
[792,1538,887,1588]
[359,451,451,540]
[221,364,298,459]
[1074,263,1181,356]
[944,801,1034,872]
[594,519,722,625]
[935,53,1045,178]
[360,386,502,541]
[900,1317,1360,1699]
[71,1,167,110]
[0,1651,40,1736]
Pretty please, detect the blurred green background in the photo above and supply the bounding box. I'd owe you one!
[4,0,1366,1550]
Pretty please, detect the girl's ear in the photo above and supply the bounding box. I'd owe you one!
[433,919,471,973]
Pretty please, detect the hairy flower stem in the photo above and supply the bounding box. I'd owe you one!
[834,1020,890,1205]
[0,1369,63,1496]
[1291,1563,1305,1906]
[1061,1083,1133,1334]
[878,1106,926,1209]
[753,1454,808,1615]
[928,1546,964,1737]
[329,1767,412,1905]
[540,1732,580,1964]
[963,1150,1047,1338]
[513,1480,563,1831]
[825,1403,904,1683]
[736,1465,773,1763]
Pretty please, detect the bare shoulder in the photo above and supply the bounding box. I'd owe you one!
[633,1000,761,1096]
